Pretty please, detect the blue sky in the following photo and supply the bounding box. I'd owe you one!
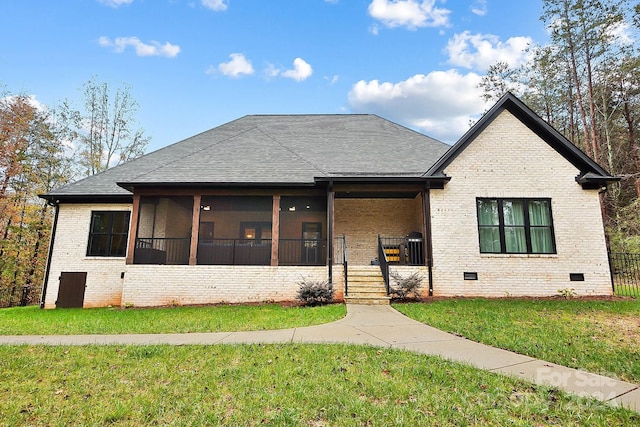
[1,0,548,151]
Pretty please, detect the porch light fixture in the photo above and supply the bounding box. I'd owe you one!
[306,205,310,209]
[201,205,211,211]
[289,206,296,212]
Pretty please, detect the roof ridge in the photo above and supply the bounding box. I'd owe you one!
[253,126,329,176]
[126,125,262,182]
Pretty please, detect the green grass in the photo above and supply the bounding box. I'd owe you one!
[1,344,637,426]
[0,303,346,335]
[394,298,640,383]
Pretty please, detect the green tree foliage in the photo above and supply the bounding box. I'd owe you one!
[0,94,72,306]
[0,78,149,306]
[479,0,640,252]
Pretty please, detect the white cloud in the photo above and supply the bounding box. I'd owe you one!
[98,0,133,7]
[607,21,634,46]
[215,53,255,77]
[281,58,313,82]
[1,94,45,111]
[263,63,280,79]
[348,70,490,142]
[98,36,181,58]
[202,0,228,11]
[324,75,340,85]
[471,0,487,16]
[368,0,451,30]
[445,31,532,71]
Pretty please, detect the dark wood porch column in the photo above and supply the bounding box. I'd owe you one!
[126,195,140,265]
[189,195,201,266]
[271,195,280,266]
[327,186,334,283]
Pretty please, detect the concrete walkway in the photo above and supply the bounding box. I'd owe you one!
[1,304,638,412]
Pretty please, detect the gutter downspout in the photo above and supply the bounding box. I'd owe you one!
[423,188,434,297]
[40,201,59,308]
[327,182,334,285]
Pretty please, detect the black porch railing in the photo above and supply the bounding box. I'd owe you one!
[334,235,348,296]
[378,235,390,295]
[198,239,272,265]
[609,252,640,297]
[134,238,191,265]
[378,236,424,266]
[279,239,327,266]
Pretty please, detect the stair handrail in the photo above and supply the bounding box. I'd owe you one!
[342,234,348,297]
[377,235,390,295]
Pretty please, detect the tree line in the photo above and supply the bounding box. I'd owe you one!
[0,78,149,307]
[480,0,640,253]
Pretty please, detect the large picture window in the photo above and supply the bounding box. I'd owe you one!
[477,198,555,254]
[87,211,130,257]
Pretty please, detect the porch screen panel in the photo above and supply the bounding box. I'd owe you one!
[134,197,193,265]
[197,196,273,265]
[279,196,327,266]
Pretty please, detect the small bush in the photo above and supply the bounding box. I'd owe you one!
[557,287,577,299]
[296,278,334,306]
[389,271,424,300]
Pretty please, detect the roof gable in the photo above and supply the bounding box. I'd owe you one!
[425,92,618,189]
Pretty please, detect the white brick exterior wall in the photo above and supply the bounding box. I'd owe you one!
[44,203,339,307]
[335,198,422,265]
[43,203,131,308]
[121,266,332,307]
[429,110,612,297]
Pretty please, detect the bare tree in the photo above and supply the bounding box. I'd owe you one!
[63,77,150,176]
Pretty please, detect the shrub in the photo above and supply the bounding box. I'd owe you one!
[296,278,334,306]
[389,271,424,300]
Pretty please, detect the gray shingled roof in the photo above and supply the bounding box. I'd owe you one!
[44,114,450,199]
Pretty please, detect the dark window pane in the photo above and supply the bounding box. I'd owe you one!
[110,235,128,257]
[91,213,110,233]
[477,198,555,255]
[479,227,501,252]
[477,199,499,225]
[111,212,130,233]
[503,200,525,226]
[87,211,130,257]
[531,228,554,253]
[504,226,527,253]
[529,200,551,226]
[89,235,109,256]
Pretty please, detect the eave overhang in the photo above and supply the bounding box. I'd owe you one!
[38,193,134,206]
[576,172,620,190]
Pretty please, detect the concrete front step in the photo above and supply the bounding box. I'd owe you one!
[344,295,391,305]
[346,266,389,304]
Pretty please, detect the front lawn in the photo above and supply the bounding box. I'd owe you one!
[0,303,346,335]
[1,344,636,426]
[394,298,640,383]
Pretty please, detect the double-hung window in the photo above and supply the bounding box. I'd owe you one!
[477,198,555,254]
[87,211,131,257]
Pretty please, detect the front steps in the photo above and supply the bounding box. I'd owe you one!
[343,266,391,305]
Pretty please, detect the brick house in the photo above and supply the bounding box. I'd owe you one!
[40,93,617,308]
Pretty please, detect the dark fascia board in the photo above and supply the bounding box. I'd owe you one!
[116,181,321,192]
[314,176,450,188]
[38,193,133,206]
[425,92,618,188]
